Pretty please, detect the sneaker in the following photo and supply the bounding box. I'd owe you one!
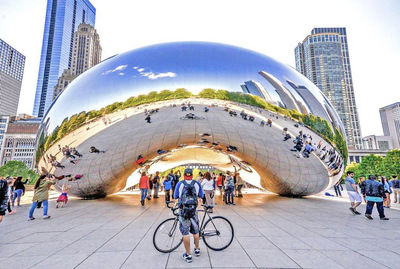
[194,248,200,256]
[28,217,35,221]
[231,203,236,206]
[365,214,373,220]
[354,211,361,215]
[43,215,51,219]
[349,207,356,215]
[380,217,389,220]
[183,253,192,263]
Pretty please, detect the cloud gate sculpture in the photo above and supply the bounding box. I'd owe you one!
[37,42,347,198]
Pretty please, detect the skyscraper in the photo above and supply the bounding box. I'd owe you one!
[71,23,101,76]
[33,0,96,118]
[53,23,101,100]
[0,39,26,116]
[380,102,400,149]
[295,27,362,149]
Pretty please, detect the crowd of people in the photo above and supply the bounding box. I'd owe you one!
[137,169,246,208]
[0,174,70,223]
[337,171,400,220]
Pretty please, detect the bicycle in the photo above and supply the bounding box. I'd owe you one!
[153,201,234,253]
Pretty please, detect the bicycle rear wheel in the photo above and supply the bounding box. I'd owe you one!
[153,217,183,253]
[202,216,234,251]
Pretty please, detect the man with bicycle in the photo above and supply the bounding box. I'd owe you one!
[173,168,204,263]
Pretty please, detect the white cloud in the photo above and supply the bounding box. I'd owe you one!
[133,66,177,80]
[119,72,125,76]
[102,64,128,75]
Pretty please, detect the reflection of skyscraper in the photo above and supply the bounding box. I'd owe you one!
[258,71,307,114]
[240,80,274,104]
[0,39,26,116]
[295,27,362,149]
[33,0,96,118]
[286,80,330,121]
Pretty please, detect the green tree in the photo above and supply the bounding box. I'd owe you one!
[356,154,385,178]
[0,161,39,184]
[381,149,400,178]
[199,88,217,99]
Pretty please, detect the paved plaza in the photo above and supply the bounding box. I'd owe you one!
[1,191,400,269]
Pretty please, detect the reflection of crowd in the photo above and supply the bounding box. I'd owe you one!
[135,169,247,208]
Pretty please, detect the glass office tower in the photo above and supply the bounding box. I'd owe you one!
[33,0,95,118]
[295,28,362,149]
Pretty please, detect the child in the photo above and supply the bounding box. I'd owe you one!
[56,184,70,208]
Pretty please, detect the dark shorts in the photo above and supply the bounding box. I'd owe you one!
[179,212,199,236]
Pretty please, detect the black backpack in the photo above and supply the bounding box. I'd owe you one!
[180,180,198,219]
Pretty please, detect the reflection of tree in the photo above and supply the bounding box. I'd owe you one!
[38,87,347,165]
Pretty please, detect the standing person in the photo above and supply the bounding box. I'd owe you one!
[12,176,28,207]
[390,175,400,203]
[139,172,150,206]
[201,172,215,213]
[163,174,172,203]
[360,175,389,220]
[381,176,392,208]
[171,170,181,196]
[56,184,70,208]
[225,171,235,205]
[0,177,9,223]
[216,173,224,196]
[173,168,204,263]
[344,171,362,215]
[196,172,203,182]
[235,172,244,198]
[333,180,343,197]
[28,175,56,220]
[147,174,153,200]
[358,177,367,203]
[153,172,160,198]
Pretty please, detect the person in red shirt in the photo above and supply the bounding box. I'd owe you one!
[139,172,150,206]
[216,173,224,196]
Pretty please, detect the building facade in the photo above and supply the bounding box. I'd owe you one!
[241,80,274,104]
[53,23,101,100]
[380,102,400,149]
[0,116,40,169]
[362,135,393,151]
[33,0,96,118]
[295,28,362,149]
[0,39,26,116]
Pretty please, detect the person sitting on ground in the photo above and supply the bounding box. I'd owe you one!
[204,107,209,112]
[145,115,151,123]
[71,148,82,158]
[89,146,105,154]
[260,120,265,127]
[52,160,65,169]
[173,168,204,263]
[266,118,272,127]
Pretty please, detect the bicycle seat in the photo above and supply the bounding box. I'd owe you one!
[202,204,214,209]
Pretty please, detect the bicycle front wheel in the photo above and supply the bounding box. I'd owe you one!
[202,216,234,251]
[153,217,183,253]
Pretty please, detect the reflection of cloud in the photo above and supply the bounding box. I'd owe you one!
[119,72,125,76]
[133,66,176,80]
[102,65,128,75]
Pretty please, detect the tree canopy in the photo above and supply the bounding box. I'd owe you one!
[0,161,39,184]
[343,149,400,182]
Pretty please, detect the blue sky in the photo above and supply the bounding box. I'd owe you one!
[0,0,399,136]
